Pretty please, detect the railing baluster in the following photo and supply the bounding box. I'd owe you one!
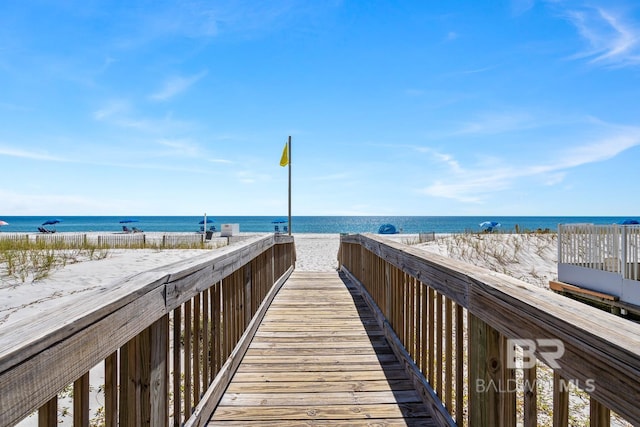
[445,297,453,412]
[436,291,443,398]
[420,282,428,377]
[427,287,435,387]
[150,315,169,427]
[105,351,118,427]
[202,289,210,392]
[172,305,182,426]
[194,293,201,401]
[38,396,57,427]
[590,396,611,427]
[184,300,193,416]
[455,304,464,425]
[553,372,569,427]
[140,327,151,426]
[523,359,537,427]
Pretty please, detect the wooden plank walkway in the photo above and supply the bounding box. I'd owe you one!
[208,270,437,426]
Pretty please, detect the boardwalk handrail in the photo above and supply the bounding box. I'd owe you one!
[0,234,295,427]
[338,233,640,426]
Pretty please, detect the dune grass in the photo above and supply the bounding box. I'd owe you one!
[0,237,226,285]
[0,239,110,284]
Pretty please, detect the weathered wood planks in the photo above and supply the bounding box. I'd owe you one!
[208,271,436,426]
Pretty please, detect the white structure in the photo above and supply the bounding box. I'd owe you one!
[220,223,239,237]
[557,223,640,309]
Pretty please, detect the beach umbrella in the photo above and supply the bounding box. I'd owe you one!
[620,219,640,225]
[42,219,61,226]
[199,218,214,224]
[119,218,139,223]
[479,221,501,232]
[0,220,8,228]
[271,218,287,224]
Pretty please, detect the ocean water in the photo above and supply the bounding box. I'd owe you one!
[0,215,635,234]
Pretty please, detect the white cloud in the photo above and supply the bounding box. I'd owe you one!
[93,101,193,133]
[150,70,208,101]
[92,100,131,121]
[0,146,66,162]
[419,123,640,203]
[560,5,640,67]
[452,111,537,135]
[511,0,536,16]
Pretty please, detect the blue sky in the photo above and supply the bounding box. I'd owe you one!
[1,0,639,216]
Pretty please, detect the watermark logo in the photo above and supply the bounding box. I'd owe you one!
[507,338,564,369]
[474,338,596,394]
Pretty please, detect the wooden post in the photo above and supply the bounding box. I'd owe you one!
[172,306,182,426]
[455,304,464,424]
[105,352,118,427]
[150,315,169,427]
[469,313,511,426]
[202,291,210,391]
[590,396,611,427]
[38,396,57,427]
[436,292,443,397]
[140,327,151,427]
[244,263,253,327]
[428,287,435,387]
[193,294,201,402]
[120,336,142,426]
[445,297,453,411]
[385,263,392,320]
[553,372,569,427]
[523,362,537,427]
[184,301,192,416]
[73,372,90,427]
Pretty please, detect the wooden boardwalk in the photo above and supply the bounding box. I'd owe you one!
[208,270,436,426]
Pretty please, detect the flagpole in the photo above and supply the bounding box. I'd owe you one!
[287,135,292,236]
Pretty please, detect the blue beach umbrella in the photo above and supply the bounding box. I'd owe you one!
[479,221,501,232]
[119,218,139,223]
[272,218,287,232]
[199,218,214,224]
[42,219,62,226]
[620,219,640,225]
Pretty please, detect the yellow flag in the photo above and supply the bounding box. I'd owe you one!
[279,142,289,167]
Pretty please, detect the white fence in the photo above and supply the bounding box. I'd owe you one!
[559,223,640,281]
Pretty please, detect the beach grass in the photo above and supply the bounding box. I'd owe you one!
[0,237,226,285]
[0,239,110,284]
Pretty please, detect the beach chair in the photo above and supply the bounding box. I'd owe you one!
[122,226,132,233]
[274,225,280,233]
[132,227,143,233]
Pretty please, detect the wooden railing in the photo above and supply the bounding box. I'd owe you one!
[338,233,640,426]
[0,234,295,427]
